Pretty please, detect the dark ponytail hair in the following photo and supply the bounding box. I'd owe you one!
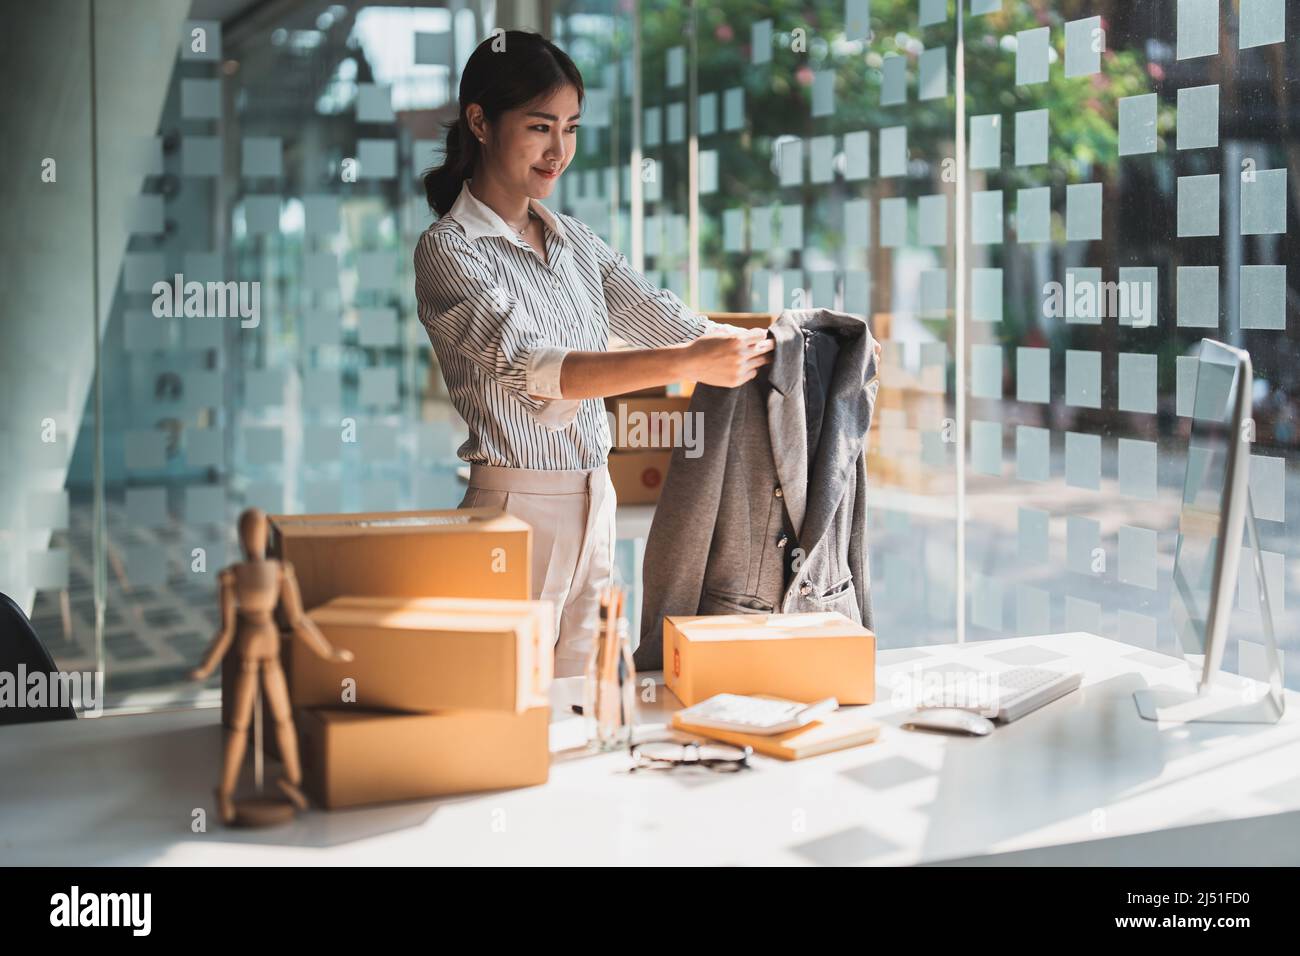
[423,31,585,217]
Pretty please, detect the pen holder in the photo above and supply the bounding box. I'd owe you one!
[583,615,638,751]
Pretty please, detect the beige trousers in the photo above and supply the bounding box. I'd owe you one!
[458,463,617,677]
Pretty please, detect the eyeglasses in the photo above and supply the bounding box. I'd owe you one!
[629,738,753,774]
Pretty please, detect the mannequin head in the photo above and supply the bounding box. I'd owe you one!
[237,507,268,561]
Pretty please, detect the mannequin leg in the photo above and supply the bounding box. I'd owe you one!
[218,659,259,822]
[262,657,308,810]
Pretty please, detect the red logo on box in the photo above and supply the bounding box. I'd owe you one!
[642,467,663,489]
[673,647,680,678]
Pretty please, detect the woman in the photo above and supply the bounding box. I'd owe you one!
[414,31,773,676]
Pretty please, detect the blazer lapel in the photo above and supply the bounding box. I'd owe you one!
[794,317,880,560]
[765,316,808,540]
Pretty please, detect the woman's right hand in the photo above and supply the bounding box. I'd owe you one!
[684,330,775,387]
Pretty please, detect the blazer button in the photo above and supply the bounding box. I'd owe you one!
[799,584,812,596]
[774,487,783,498]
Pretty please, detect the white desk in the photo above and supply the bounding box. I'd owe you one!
[3,632,1299,866]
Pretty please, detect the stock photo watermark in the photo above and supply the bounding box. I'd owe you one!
[605,406,704,458]
[0,666,103,716]
[1042,275,1154,327]
[889,663,1016,718]
[151,273,261,328]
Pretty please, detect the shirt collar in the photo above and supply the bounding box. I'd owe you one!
[447,178,567,246]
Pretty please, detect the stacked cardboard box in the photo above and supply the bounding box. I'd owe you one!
[219,508,554,808]
[296,596,553,809]
[221,506,531,731]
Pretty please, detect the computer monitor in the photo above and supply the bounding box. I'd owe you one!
[1133,339,1285,724]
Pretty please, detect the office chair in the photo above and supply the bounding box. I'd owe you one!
[0,592,78,724]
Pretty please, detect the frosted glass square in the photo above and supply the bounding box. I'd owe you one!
[972,268,1003,323]
[1240,0,1285,48]
[1019,507,1049,563]
[1015,109,1048,166]
[1065,17,1103,77]
[970,420,1002,476]
[1177,267,1219,328]
[918,47,947,101]
[242,137,282,177]
[1066,183,1102,241]
[879,126,907,178]
[1177,0,1219,60]
[881,54,906,106]
[1065,431,1101,489]
[1177,173,1220,237]
[1118,352,1158,413]
[970,114,1002,170]
[1017,347,1049,403]
[1065,349,1101,408]
[1016,27,1050,85]
[1118,438,1158,499]
[971,190,1003,245]
[1118,526,1158,589]
[844,130,870,179]
[970,344,1002,399]
[1177,84,1219,150]
[1118,93,1157,156]
[1016,426,1050,482]
[1240,265,1286,330]
[1017,187,1050,243]
[917,194,947,246]
[879,197,907,248]
[1241,168,1287,235]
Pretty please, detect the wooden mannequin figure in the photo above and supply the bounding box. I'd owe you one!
[190,507,353,826]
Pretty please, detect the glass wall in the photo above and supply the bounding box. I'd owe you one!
[4,0,1296,712]
[961,2,1297,688]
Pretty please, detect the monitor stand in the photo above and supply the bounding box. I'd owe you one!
[1135,496,1286,726]
[1134,683,1284,724]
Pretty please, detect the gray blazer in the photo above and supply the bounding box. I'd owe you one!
[635,308,880,670]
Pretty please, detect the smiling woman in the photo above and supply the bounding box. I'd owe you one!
[414,30,771,672]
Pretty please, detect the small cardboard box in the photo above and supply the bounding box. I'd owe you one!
[604,396,694,453]
[299,706,550,809]
[268,507,532,610]
[294,596,554,713]
[606,450,673,504]
[223,507,531,732]
[663,611,876,706]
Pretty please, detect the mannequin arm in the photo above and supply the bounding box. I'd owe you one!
[190,570,237,680]
[279,563,353,664]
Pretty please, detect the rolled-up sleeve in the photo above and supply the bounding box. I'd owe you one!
[580,221,745,347]
[414,230,579,427]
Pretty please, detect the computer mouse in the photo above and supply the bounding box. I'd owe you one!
[901,708,996,736]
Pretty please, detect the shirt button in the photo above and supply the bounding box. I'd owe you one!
[774,487,783,498]
[777,534,788,549]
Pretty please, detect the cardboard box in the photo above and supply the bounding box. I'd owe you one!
[268,507,533,610]
[293,596,554,713]
[223,507,532,731]
[603,396,694,453]
[299,706,550,809]
[663,611,875,706]
[606,450,673,504]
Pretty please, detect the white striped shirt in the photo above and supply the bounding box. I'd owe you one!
[414,178,736,470]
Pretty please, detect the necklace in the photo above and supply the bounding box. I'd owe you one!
[512,208,540,237]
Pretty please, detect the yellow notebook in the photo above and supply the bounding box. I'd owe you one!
[671,706,882,760]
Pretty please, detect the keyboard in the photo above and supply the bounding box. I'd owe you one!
[920,667,1083,723]
[982,667,1082,723]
